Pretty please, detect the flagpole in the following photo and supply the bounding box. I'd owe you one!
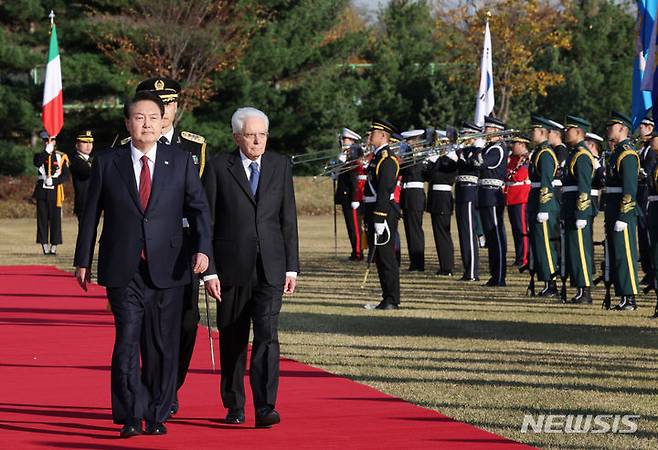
[49,10,55,32]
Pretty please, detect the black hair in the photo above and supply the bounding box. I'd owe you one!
[123,91,165,118]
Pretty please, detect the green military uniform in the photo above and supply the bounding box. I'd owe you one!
[604,113,640,310]
[562,136,595,303]
[527,116,559,296]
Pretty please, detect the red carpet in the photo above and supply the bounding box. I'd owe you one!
[0,265,533,449]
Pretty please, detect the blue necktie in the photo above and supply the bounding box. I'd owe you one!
[249,161,260,196]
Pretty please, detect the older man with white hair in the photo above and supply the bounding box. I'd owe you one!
[202,107,299,428]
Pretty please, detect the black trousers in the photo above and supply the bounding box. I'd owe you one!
[638,214,652,278]
[480,204,507,285]
[177,275,200,392]
[365,206,400,306]
[340,202,362,259]
[217,256,283,412]
[430,213,453,273]
[36,191,62,245]
[106,262,183,425]
[403,208,425,270]
[455,201,479,280]
[507,203,529,266]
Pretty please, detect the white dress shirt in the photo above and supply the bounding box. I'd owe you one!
[76,152,90,161]
[161,127,175,145]
[203,150,297,282]
[130,142,157,190]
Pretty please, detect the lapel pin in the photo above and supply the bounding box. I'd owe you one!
[164,160,169,165]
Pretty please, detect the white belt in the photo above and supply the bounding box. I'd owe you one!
[456,175,478,184]
[403,182,424,189]
[357,175,367,180]
[478,178,504,188]
[364,193,395,203]
[182,218,189,228]
[505,180,530,187]
[591,189,600,196]
[562,185,578,193]
[552,179,563,187]
[432,184,452,192]
[606,187,623,194]
[648,195,658,202]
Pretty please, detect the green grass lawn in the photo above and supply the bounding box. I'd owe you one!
[2,213,657,449]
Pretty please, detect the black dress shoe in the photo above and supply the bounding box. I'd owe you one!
[375,302,399,310]
[225,409,245,424]
[538,281,558,298]
[460,275,479,281]
[120,422,142,438]
[255,409,281,428]
[484,278,506,287]
[436,270,453,276]
[145,422,167,435]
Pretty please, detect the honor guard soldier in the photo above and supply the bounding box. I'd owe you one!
[334,128,365,260]
[478,115,509,287]
[505,135,531,267]
[562,116,595,304]
[547,118,568,186]
[584,132,606,268]
[363,118,401,310]
[33,131,69,255]
[135,77,207,412]
[528,115,560,297]
[645,131,658,317]
[455,122,483,281]
[399,129,427,271]
[69,130,94,224]
[424,136,458,275]
[605,112,640,311]
[637,115,655,284]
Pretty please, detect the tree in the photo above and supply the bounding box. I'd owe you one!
[92,0,259,117]
[435,0,575,122]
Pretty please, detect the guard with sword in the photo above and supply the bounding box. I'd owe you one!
[363,118,401,310]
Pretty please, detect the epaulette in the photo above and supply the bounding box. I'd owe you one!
[120,137,132,146]
[181,131,205,144]
[570,146,594,177]
[381,149,388,158]
[622,142,635,153]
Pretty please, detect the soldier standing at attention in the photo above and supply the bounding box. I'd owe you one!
[399,129,427,271]
[478,115,509,287]
[605,112,640,311]
[562,116,595,304]
[637,115,655,285]
[334,128,364,261]
[363,118,401,310]
[135,77,207,413]
[645,131,658,318]
[69,130,94,224]
[528,115,560,297]
[34,131,69,255]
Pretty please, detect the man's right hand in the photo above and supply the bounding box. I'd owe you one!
[205,278,221,301]
[75,267,91,291]
[536,212,549,223]
[351,201,360,209]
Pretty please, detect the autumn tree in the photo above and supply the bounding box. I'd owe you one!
[90,0,260,119]
[435,0,576,123]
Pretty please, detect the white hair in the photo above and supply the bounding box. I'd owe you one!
[231,107,269,134]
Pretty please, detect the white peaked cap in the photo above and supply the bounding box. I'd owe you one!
[341,128,362,141]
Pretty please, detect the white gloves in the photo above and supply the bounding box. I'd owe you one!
[374,222,386,236]
[575,219,587,229]
[445,150,458,162]
[338,153,347,163]
[614,220,628,232]
[474,138,486,148]
[350,201,360,209]
[536,212,549,223]
[427,155,439,163]
[45,142,55,154]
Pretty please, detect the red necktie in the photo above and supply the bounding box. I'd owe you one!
[139,155,151,211]
[139,155,151,260]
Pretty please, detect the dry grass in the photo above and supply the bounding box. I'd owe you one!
[1,212,657,449]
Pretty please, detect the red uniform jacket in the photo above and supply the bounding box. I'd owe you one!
[505,154,530,206]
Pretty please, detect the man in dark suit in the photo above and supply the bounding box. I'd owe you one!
[69,130,94,223]
[202,107,299,429]
[73,91,212,438]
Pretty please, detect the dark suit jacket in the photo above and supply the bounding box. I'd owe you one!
[202,149,299,287]
[73,143,212,289]
[69,152,92,216]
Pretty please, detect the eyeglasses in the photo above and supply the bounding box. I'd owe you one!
[241,132,268,141]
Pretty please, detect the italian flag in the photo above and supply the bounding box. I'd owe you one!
[42,23,63,137]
